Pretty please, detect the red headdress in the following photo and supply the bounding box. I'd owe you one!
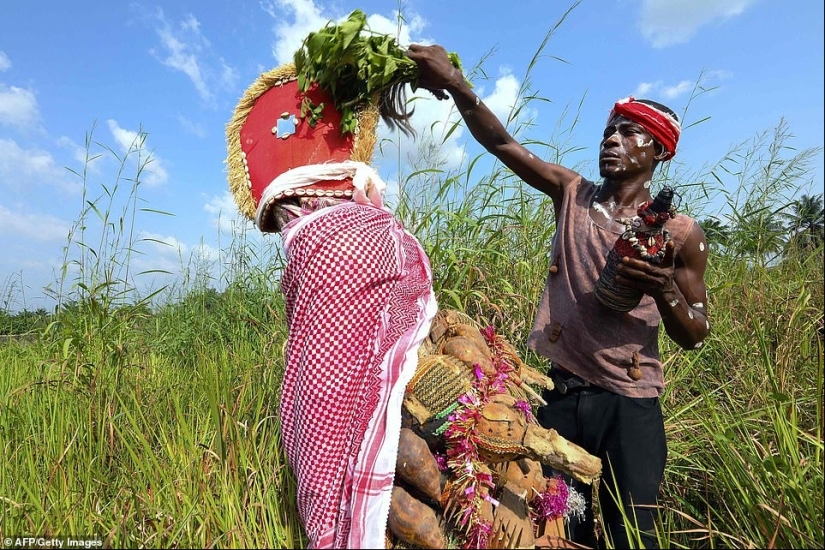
[225,63,379,232]
[609,97,681,160]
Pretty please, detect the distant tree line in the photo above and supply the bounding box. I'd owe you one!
[699,193,824,259]
[2,195,821,337]
[0,307,51,336]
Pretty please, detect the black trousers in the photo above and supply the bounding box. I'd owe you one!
[537,380,667,549]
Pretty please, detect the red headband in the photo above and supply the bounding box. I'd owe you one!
[609,97,681,160]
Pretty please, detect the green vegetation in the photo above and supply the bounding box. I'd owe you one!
[2,12,823,550]
[294,9,464,134]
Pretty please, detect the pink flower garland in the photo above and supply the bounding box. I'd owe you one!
[441,325,580,548]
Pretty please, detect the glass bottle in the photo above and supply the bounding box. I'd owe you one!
[595,186,676,312]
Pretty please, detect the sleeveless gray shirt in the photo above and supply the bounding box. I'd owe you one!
[527,176,696,398]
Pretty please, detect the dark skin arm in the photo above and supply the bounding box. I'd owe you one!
[407,43,711,349]
[406,44,578,218]
[616,222,711,349]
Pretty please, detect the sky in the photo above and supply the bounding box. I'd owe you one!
[1,0,823,312]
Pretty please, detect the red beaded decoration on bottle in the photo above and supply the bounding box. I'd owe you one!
[595,186,676,312]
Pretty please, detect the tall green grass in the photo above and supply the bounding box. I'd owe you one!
[2,7,823,548]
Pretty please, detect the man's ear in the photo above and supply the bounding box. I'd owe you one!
[653,142,669,161]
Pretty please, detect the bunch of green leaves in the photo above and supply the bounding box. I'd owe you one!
[294,9,463,134]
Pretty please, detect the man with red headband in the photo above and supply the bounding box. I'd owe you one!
[407,44,710,548]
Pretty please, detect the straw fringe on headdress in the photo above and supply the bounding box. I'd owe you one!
[225,62,379,221]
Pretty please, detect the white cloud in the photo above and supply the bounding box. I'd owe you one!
[639,0,757,48]
[129,231,219,283]
[106,119,169,187]
[149,9,237,104]
[139,231,187,255]
[192,242,219,263]
[633,82,657,97]
[482,72,529,128]
[177,114,208,138]
[0,138,79,194]
[0,204,71,241]
[55,135,104,171]
[218,59,238,90]
[263,1,426,66]
[374,87,464,175]
[0,51,11,72]
[132,231,189,275]
[661,80,695,100]
[632,70,731,102]
[0,84,40,131]
[204,191,253,234]
[364,11,426,48]
[263,0,331,66]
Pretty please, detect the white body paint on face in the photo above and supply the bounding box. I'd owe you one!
[699,242,705,252]
[601,130,627,172]
[628,138,648,167]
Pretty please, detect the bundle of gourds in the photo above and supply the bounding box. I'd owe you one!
[388,310,602,549]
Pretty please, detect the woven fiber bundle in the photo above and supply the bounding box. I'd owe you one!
[406,354,472,421]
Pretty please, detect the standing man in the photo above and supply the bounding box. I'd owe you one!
[406,44,710,548]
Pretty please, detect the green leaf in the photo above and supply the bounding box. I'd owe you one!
[383,57,398,79]
[339,20,361,50]
[292,9,466,136]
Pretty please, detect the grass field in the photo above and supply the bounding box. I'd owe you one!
[1,20,823,548]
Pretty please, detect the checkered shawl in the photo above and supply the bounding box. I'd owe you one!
[279,201,437,548]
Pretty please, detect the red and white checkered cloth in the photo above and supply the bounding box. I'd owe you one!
[279,201,437,548]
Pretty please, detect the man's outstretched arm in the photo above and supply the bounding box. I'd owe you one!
[406,44,578,203]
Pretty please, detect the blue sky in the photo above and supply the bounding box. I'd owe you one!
[1,0,823,312]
